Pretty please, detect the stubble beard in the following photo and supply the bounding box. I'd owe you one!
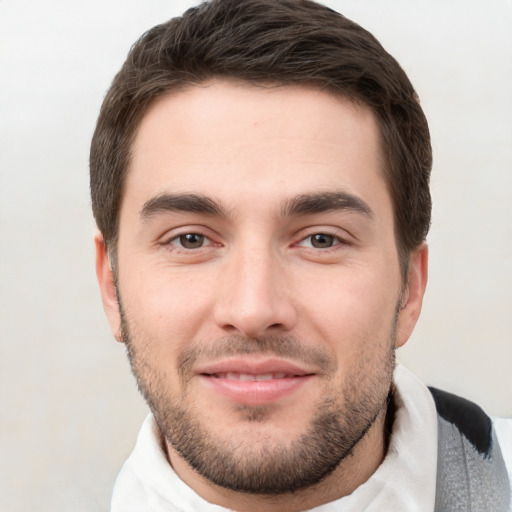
[120,305,397,495]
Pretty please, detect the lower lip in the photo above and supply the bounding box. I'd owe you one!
[199,375,313,405]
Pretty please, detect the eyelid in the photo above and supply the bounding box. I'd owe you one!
[171,233,212,249]
[297,234,344,249]
[159,225,220,249]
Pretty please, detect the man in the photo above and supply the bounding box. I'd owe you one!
[90,0,511,510]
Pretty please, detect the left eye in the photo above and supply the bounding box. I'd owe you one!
[300,233,338,249]
[172,233,208,249]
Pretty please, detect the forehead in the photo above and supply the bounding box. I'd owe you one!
[125,80,389,216]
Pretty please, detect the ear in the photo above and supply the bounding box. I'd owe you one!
[94,231,123,343]
[395,243,428,348]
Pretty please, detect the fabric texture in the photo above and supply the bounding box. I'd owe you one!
[430,388,510,511]
[111,366,511,511]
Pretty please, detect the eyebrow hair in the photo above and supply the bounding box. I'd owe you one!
[282,191,374,218]
[140,193,226,219]
[140,190,373,221]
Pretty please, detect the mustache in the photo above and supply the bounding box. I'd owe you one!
[177,335,336,379]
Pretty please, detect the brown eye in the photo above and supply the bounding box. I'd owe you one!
[178,233,205,249]
[310,233,335,248]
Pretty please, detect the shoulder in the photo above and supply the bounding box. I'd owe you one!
[429,387,511,511]
[429,387,493,456]
[429,386,511,461]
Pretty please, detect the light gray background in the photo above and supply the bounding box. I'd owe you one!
[1,1,511,510]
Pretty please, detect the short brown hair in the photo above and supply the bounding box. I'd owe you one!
[90,0,432,276]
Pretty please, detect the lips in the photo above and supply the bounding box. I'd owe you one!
[211,372,289,381]
[197,358,315,405]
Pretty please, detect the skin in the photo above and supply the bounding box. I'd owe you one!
[96,80,428,511]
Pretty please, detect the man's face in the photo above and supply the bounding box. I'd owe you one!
[97,80,426,497]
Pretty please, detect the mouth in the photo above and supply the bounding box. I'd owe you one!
[206,372,302,381]
[197,359,315,405]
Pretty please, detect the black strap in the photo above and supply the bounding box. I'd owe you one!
[429,387,492,456]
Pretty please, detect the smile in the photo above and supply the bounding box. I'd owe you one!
[197,359,315,405]
[208,372,296,381]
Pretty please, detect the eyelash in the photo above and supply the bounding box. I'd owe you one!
[296,231,349,251]
[165,231,214,250]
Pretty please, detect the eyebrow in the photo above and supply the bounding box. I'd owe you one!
[140,190,373,221]
[140,193,226,219]
[282,191,373,218]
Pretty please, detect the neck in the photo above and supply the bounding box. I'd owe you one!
[167,399,394,512]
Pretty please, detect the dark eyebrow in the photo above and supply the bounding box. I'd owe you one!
[282,191,374,218]
[140,193,226,219]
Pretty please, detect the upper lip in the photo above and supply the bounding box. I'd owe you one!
[197,357,315,377]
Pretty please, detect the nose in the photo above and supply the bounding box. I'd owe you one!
[213,245,298,338]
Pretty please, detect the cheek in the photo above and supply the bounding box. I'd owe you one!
[118,261,215,343]
[297,266,399,354]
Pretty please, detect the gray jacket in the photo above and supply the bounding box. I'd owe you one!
[431,388,510,511]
